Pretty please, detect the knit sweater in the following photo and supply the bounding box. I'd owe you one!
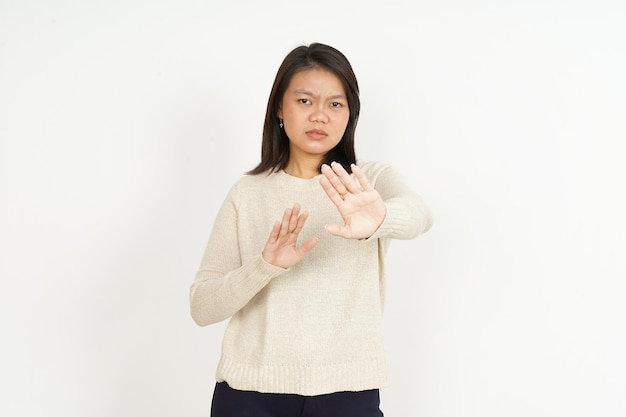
[190,160,433,396]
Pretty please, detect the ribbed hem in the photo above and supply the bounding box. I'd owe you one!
[216,356,390,396]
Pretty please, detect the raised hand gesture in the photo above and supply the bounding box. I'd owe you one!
[319,162,386,239]
[261,203,318,269]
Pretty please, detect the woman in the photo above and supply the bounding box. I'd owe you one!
[190,43,433,417]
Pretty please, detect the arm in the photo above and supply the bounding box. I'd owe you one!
[190,187,317,326]
[189,188,281,326]
[319,161,433,240]
[367,162,433,240]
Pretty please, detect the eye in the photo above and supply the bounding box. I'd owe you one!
[330,102,344,108]
[299,99,311,104]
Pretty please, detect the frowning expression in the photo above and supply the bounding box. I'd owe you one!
[278,67,350,164]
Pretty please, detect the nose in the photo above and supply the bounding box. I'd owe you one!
[309,105,329,124]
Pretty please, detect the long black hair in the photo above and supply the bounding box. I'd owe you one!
[247,43,360,175]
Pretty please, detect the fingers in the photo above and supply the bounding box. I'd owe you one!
[271,203,310,240]
[277,204,300,235]
[292,209,309,234]
[263,204,316,268]
[322,162,353,192]
[321,163,349,196]
[319,175,346,205]
[287,203,300,234]
[321,161,368,199]
[350,164,374,192]
[320,163,353,204]
[279,207,292,236]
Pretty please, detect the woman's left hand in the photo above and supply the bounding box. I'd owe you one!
[319,162,386,239]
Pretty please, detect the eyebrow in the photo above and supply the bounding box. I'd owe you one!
[293,89,347,100]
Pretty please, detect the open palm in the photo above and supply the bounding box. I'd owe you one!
[261,203,318,269]
[319,162,386,239]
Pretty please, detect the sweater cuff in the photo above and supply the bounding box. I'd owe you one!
[366,200,414,240]
[232,255,287,301]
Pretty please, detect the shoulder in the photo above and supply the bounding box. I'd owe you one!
[233,171,273,187]
[225,171,278,199]
[356,159,397,182]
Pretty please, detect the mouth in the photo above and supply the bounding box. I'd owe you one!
[305,129,328,139]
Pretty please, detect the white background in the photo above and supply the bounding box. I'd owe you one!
[1,0,625,416]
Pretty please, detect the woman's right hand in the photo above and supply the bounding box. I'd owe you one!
[261,203,318,269]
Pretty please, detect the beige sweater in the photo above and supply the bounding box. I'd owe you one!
[190,160,433,396]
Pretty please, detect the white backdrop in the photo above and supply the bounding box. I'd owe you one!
[1,1,625,416]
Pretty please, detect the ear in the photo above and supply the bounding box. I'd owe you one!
[277,103,283,119]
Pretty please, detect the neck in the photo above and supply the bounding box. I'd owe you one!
[284,156,322,179]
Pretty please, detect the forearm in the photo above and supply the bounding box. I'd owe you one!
[368,163,433,240]
[370,192,433,240]
[189,254,285,326]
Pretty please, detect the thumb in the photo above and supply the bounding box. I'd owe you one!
[298,236,319,255]
[325,224,349,238]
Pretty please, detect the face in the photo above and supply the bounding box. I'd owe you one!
[278,67,350,166]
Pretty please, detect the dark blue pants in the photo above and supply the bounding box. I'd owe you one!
[211,381,384,417]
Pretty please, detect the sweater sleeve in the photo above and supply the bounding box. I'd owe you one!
[367,162,433,240]
[189,183,286,326]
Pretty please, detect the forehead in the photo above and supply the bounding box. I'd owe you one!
[286,67,346,95]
